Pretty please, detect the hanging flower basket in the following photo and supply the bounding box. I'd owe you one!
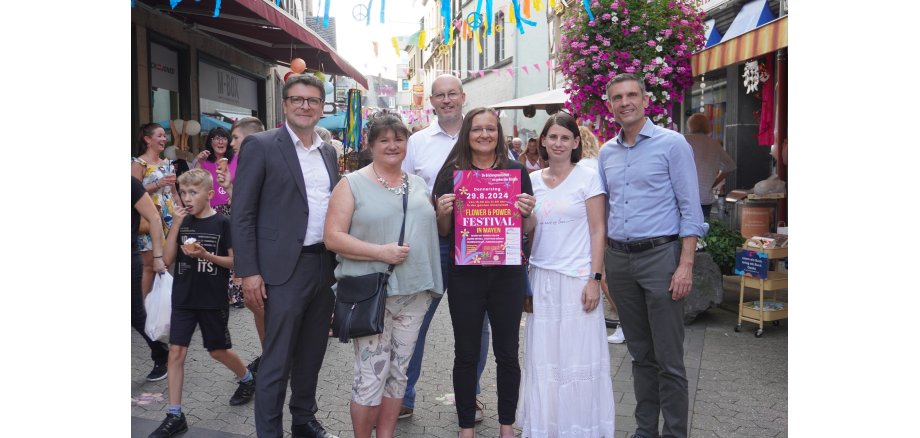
[559,0,706,140]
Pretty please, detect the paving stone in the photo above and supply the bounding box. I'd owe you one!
[132,302,787,437]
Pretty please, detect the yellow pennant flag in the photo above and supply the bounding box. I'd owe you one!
[509,4,516,24]
[419,30,427,50]
[549,0,556,8]
[475,28,482,54]
[533,0,543,12]
[392,37,400,56]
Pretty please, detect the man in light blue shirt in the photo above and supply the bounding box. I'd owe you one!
[598,73,705,438]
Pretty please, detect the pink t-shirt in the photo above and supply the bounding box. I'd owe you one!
[199,155,237,207]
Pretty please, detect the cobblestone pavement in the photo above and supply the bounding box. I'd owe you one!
[132,292,787,438]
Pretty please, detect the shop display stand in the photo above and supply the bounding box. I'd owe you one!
[735,245,788,337]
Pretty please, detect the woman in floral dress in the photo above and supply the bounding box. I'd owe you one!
[131,122,181,297]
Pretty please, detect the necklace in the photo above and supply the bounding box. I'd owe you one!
[371,164,408,195]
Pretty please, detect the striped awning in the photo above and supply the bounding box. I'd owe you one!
[691,15,788,76]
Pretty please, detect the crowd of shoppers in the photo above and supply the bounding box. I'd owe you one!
[133,72,710,438]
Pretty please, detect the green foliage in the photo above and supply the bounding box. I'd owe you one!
[702,219,745,275]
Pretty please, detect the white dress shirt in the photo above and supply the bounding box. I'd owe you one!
[286,123,331,246]
[401,122,459,193]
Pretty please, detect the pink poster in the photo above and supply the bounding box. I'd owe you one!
[453,169,522,266]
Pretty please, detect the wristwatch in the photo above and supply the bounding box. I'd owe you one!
[593,272,603,281]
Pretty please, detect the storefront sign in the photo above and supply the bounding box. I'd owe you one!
[453,170,522,266]
[150,43,178,91]
[198,61,258,110]
[734,249,769,279]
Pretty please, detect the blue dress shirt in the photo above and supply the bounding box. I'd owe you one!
[598,118,705,241]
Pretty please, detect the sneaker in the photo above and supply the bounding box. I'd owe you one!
[146,363,168,382]
[231,301,245,309]
[246,356,261,374]
[474,398,485,423]
[148,412,188,438]
[229,377,256,406]
[607,326,625,344]
[397,406,413,419]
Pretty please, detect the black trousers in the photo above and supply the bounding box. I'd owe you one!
[447,264,525,428]
[131,252,168,365]
[254,251,336,438]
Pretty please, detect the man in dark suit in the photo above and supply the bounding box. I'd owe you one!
[232,74,340,438]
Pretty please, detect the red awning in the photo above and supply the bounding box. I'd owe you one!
[691,15,788,77]
[140,0,368,88]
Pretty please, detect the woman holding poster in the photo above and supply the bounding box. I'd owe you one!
[432,107,536,438]
[517,112,615,437]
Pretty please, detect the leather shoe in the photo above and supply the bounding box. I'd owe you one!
[292,419,339,438]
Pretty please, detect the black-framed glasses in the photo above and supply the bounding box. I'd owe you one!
[284,96,323,108]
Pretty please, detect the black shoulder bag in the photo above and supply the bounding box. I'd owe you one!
[331,183,408,343]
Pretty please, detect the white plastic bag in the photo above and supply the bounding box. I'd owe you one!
[145,272,173,343]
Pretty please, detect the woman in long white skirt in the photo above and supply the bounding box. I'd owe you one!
[519,113,615,437]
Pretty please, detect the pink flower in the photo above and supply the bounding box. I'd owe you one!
[647,40,657,47]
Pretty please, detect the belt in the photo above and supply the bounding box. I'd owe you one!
[301,242,326,254]
[607,235,679,254]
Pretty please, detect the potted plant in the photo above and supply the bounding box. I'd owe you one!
[701,219,745,275]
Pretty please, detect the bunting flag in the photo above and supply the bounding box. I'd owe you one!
[549,0,556,8]
[448,28,455,46]
[509,2,516,25]
[523,0,531,18]
[475,27,482,54]
[380,0,385,23]
[486,0,494,36]
[169,0,181,9]
[323,0,331,27]
[401,60,555,78]
[582,0,595,22]
[372,41,379,57]
[213,0,221,17]
[344,89,363,152]
[419,30,427,50]
[391,37,400,56]
[510,0,537,34]
[533,0,542,12]
[441,0,452,43]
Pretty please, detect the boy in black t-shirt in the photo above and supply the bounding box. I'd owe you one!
[149,169,254,438]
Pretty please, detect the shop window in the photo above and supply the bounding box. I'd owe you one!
[150,42,181,142]
[690,79,727,141]
[494,12,505,63]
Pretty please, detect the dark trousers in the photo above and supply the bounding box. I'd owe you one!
[255,252,336,438]
[605,241,688,438]
[131,252,168,365]
[447,264,525,428]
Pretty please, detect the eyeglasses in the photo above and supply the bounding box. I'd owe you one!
[284,96,323,108]
[470,126,498,135]
[431,91,462,101]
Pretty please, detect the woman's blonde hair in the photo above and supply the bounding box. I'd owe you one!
[578,126,600,159]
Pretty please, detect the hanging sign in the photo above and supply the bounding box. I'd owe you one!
[734,249,769,279]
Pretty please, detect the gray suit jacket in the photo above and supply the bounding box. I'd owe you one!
[231,127,340,285]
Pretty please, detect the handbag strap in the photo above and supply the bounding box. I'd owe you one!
[387,177,409,274]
